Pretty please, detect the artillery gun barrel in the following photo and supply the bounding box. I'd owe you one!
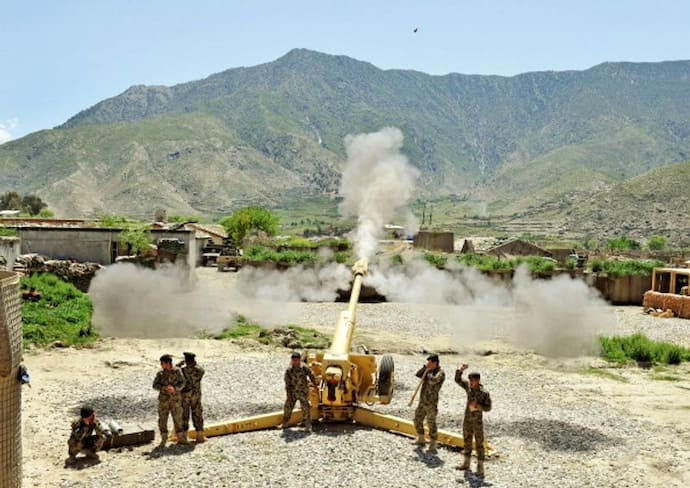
[328,258,368,356]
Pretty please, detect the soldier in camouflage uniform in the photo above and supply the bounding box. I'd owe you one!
[66,406,107,464]
[455,363,492,477]
[280,351,317,432]
[178,351,206,443]
[413,354,446,453]
[153,354,187,446]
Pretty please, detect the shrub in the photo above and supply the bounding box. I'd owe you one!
[0,226,17,237]
[20,273,96,347]
[599,334,690,365]
[647,235,666,251]
[423,252,448,268]
[605,235,640,251]
[588,258,664,277]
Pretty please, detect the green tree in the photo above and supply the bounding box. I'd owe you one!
[0,191,23,211]
[21,194,47,215]
[647,235,666,251]
[605,235,640,251]
[119,226,153,255]
[219,207,279,245]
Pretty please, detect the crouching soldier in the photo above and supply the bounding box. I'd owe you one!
[280,351,317,432]
[67,406,107,464]
[153,353,187,446]
[179,351,206,443]
[455,363,492,477]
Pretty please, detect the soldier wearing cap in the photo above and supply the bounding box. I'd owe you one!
[153,354,187,446]
[66,406,107,464]
[178,351,206,443]
[280,351,317,432]
[413,353,446,452]
[455,363,492,477]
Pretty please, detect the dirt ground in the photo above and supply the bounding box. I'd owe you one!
[18,268,690,487]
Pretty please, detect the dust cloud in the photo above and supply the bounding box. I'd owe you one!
[89,263,234,338]
[338,127,419,260]
[89,261,352,338]
[368,260,614,357]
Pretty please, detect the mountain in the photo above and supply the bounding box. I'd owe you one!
[1,49,689,239]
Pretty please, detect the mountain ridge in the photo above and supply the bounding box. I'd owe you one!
[1,49,689,240]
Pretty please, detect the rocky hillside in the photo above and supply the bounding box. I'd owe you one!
[0,49,689,237]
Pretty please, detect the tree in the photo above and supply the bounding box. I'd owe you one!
[0,191,23,211]
[647,235,666,251]
[0,191,48,215]
[119,226,153,255]
[219,207,279,246]
[21,194,47,215]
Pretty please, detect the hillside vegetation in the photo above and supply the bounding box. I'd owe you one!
[1,49,689,240]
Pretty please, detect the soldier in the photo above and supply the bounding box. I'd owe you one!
[455,363,492,477]
[178,351,206,443]
[280,351,317,432]
[153,353,187,446]
[413,354,446,452]
[66,406,107,464]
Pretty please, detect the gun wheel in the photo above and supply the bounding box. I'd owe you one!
[377,354,395,396]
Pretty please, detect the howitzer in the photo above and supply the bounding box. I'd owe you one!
[175,259,490,454]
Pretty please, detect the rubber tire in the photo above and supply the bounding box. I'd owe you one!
[377,354,395,396]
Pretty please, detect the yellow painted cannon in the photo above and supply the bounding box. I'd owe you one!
[184,259,488,452]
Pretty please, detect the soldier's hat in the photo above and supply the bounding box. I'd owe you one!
[468,371,481,379]
[80,406,94,418]
[159,354,173,364]
[427,354,440,364]
[183,351,196,362]
[290,351,301,359]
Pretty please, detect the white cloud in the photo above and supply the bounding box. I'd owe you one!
[0,118,19,145]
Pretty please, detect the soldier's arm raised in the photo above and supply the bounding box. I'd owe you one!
[415,366,427,378]
[454,369,469,391]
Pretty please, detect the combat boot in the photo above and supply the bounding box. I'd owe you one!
[457,454,471,470]
[176,431,189,444]
[195,431,206,443]
[476,460,485,478]
[66,455,77,465]
[427,439,437,453]
[413,434,426,446]
[84,450,100,461]
[158,433,168,447]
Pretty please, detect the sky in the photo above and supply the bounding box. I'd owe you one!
[1,0,689,142]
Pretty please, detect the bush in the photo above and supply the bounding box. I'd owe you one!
[647,235,666,251]
[0,226,17,237]
[588,258,664,277]
[605,235,640,251]
[423,252,448,268]
[245,245,317,263]
[599,334,690,365]
[20,273,96,347]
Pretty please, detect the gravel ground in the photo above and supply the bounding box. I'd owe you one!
[19,269,690,487]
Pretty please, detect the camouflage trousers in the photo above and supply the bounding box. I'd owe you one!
[158,395,183,435]
[68,435,104,456]
[414,403,439,440]
[282,393,311,427]
[182,391,204,431]
[463,412,485,460]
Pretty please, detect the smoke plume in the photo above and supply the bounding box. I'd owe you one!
[368,260,614,357]
[338,127,419,260]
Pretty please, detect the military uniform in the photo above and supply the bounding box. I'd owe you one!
[455,370,492,464]
[68,417,107,460]
[413,365,446,441]
[153,365,186,442]
[282,363,317,429]
[180,359,205,435]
